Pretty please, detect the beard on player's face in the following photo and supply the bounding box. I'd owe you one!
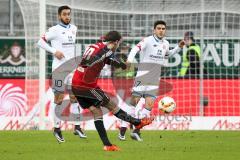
[60,18,71,25]
[155,32,165,39]
[59,9,71,25]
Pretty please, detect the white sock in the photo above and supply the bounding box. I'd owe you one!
[51,101,61,128]
[135,97,145,118]
[71,102,81,126]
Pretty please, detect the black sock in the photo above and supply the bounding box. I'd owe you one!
[54,127,61,132]
[94,119,112,146]
[75,125,80,130]
[114,109,141,126]
[133,128,140,133]
[120,127,127,136]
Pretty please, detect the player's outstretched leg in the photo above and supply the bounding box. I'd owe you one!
[106,100,154,130]
[131,96,153,141]
[130,97,145,141]
[70,102,87,138]
[51,92,66,143]
[118,104,136,141]
[51,101,65,143]
[89,106,120,151]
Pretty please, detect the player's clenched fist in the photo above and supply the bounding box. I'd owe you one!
[178,40,185,48]
[54,50,65,60]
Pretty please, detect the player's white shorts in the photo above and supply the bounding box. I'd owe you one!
[132,63,161,98]
[132,67,160,98]
[52,71,74,93]
[132,83,159,98]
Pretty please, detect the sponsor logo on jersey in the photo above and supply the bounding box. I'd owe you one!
[62,42,75,45]
[157,49,162,55]
[150,54,164,59]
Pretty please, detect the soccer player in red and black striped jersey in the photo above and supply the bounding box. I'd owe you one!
[72,31,153,151]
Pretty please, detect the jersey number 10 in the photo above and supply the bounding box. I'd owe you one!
[83,47,95,60]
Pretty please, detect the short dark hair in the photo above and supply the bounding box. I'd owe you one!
[154,20,166,29]
[184,31,194,41]
[103,31,122,42]
[58,5,71,15]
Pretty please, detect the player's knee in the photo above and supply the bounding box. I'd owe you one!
[146,101,154,108]
[105,100,119,113]
[54,93,64,105]
[130,96,140,106]
[145,97,154,108]
[54,99,63,105]
[69,94,78,103]
[89,106,103,119]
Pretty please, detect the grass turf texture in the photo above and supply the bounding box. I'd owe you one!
[0,130,239,160]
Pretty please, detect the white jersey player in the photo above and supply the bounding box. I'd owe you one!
[118,20,185,141]
[37,5,86,143]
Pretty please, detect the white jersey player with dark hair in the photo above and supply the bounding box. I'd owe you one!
[37,5,86,143]
[118,20,185,141]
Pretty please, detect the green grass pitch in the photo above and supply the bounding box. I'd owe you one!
[0,130,240,160]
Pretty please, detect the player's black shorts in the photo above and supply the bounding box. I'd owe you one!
[72,86,110,109]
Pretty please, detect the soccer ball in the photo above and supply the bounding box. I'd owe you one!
[158,96,176,113]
